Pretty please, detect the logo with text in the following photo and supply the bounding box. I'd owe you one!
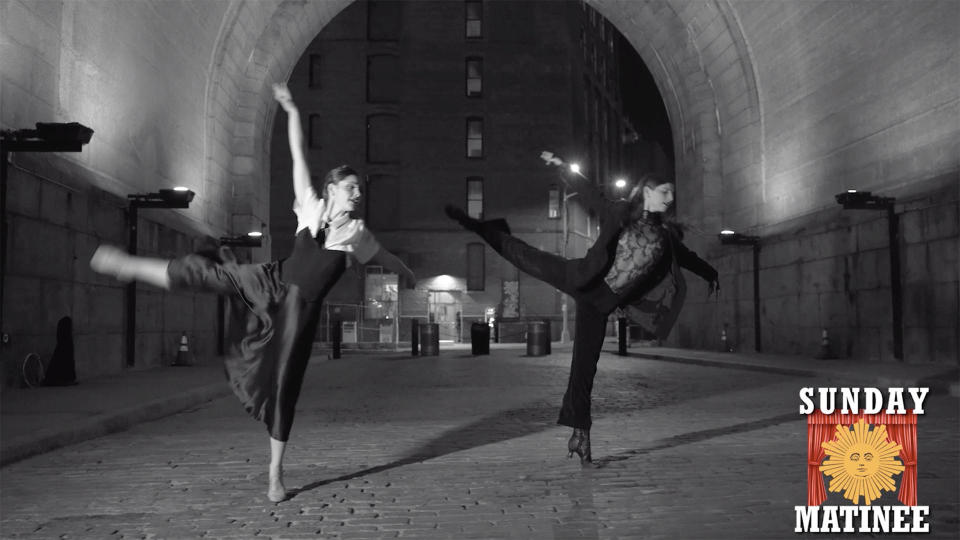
[795,387,929,534]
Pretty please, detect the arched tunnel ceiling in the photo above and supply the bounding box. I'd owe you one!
[207,0,760,235]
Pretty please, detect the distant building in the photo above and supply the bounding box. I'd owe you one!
[270,0,652,343]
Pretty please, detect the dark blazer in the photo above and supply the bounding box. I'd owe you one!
[561,172,717,339]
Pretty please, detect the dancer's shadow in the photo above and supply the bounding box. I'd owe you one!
[290,401,558,498]
[591,412,798,468]
[552,473,600,540]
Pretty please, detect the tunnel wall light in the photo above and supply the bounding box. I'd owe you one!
[836,189,902,360]
[835,190,895,210]
[219,231,263,248]
[718,229,762,352]
[127,188,196,209]
[718,230,760,245]
[1,122,94,342]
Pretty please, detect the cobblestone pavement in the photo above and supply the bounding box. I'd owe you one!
[1,350,957,539]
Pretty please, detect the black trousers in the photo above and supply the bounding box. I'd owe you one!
[480,228,618,430]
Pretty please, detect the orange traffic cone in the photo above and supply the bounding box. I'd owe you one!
[815,328,835,360]
[173,332,193,366]
[720,327,733,352]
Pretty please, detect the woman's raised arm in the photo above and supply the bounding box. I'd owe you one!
[273,83,314,205]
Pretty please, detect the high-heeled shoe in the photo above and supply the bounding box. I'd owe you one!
[567,427,592,465]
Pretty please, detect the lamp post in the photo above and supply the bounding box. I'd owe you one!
[215,231,263,355]
[836,189,902,361]
[0,123,93,341]
[718,230,761,352]
[125,188,195,366]
[559,186,580,344]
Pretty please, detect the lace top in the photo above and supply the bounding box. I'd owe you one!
[603,216,668,294]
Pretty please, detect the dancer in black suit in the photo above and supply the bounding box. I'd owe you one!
[445,152,717,464]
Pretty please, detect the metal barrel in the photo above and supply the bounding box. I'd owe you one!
[526,320,551,356]
[470,322,490,355]
[420,323,440,356]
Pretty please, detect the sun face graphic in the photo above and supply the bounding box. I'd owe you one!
[819,419,904,505]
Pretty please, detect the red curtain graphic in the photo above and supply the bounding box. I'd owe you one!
[807,410,918,506]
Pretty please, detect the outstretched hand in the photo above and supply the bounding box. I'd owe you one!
[540,151,563,167]
[272,83,295,110]
[403,268,417,289]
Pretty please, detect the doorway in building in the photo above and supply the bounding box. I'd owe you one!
[427,290,461,343]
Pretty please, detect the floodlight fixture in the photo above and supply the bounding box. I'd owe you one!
[569,163,581,174]
[128,188,196,209]
[1,122,94,152]
[614,178,627,189]
[836,189,902,360]
[219,231,264,247]
[835,189,895,210]
[717,229,760,246]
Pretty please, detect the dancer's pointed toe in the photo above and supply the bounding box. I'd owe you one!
[567,428,592,465]
[444,205,476,230]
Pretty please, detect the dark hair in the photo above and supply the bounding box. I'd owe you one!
[627,172,672,203]
[319,165,359,200]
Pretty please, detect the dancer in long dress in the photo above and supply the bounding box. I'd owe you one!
[91,83,414,501]
[444,152,717,464]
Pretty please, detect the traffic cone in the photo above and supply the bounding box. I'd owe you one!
[720,327,733,352]
[815,328,835,360]
[173,332,193,366]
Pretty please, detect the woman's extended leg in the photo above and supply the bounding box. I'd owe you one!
[90,245,172,289]
[91,245,244,295]
[445,206,576,294]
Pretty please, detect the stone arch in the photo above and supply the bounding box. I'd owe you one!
[206,0,764,240]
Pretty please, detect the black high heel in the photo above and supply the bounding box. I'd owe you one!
[567,428,592,465]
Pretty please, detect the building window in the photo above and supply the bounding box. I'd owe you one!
[365,267,398,319]
[466,177,483,218]
[465,0,482,39]
[309,114,321,149]
[467,242,485,291]
[367,174,399,230]
[548,185,560,219]
[367,114,399,163]
[368,0,401,41]
[466,117,483,158]
[367,54,399,103]
[466,57,483,97]
[309,54,322,88]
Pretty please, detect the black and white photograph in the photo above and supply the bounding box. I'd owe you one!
[0,0,957,538]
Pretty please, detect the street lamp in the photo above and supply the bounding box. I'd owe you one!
[836,189,902,360]
[718,230,762,352]
[125,187,196,366]
[219,231,263,248]
[1,122,94,342]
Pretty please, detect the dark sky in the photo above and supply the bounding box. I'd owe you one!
[618,34,674,164]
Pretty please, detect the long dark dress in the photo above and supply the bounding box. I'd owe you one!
[452,201,717,430]
[166,228,345,441]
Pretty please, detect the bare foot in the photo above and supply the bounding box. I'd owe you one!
[267,466,286,503]
[90,245,132,281]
